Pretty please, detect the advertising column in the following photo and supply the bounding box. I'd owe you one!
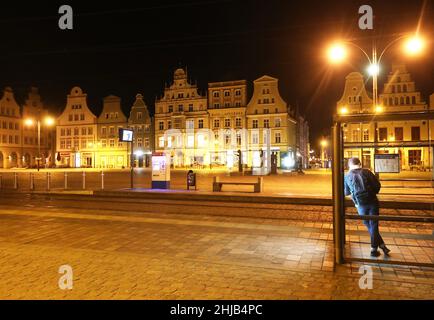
[152,152,171,189]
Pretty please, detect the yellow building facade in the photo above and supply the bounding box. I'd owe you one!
[207,80,248,168]
[246,75,297,169]
[154,68,209,167]
[95,95,128,168]
[337,64,433,171]
[56,87,98,168]
[0,87,53,168]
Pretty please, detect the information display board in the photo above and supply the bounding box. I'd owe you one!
[374,154,400,173]
[151,152,171,189]
[119,128,133,142]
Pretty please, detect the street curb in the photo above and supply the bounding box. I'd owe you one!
[1,189,432,210]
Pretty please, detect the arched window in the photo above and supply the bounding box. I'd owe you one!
[405,96,410,104]
[394,97,399,105]
[400,97,404,105]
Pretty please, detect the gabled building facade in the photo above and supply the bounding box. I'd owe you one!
[246,75,297,169]
[56,86,97,168]
[337,65,433,170]
[154,68,209,167]
[96,95,128,168]
[129,93,153,167]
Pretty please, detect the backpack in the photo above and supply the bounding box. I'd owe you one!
[350,169,375,205]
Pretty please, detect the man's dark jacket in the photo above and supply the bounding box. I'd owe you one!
[344,168,381,206]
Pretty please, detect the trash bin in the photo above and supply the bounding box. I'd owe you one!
[187,170,196,190]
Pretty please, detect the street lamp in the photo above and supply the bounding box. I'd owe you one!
[327,32,427,173]
[24,116,55,171]
[326,33,426,110]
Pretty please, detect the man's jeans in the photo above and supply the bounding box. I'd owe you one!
[356,201,385,249]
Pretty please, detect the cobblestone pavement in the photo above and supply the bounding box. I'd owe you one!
[0,199,433,300]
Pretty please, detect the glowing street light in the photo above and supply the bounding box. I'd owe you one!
[44,116,55,126]
[339,106,349,114]
[24,118,35,126]
[404,36,425,56]
[327,43,347,64]
[375,105,383,113]
[24,115,55,171]
[367,63,380,76]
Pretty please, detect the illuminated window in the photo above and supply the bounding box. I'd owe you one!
[363,129,369,141]
[275,118,281,127]
[275,132,281,143]
[187,135,194,147]
[197,134,205,147]
[252,132,259,144]
[186,120,194,129]
[236,133,241,145]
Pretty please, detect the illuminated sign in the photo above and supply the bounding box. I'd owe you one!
[374,154,400,173]
[151,152,171,189]
[119,128,133,142]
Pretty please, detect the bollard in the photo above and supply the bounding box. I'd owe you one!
[82,171,86,190]
[46,172,51,191]
[64,172,68,190]
[101,171,104,190]
[30,173,34,190]
[14,172,18,189]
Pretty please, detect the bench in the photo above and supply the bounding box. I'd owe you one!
[212,176,263,193]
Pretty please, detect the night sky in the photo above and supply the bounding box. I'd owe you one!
[1,0,433,148]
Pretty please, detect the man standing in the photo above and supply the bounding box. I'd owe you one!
[344,157,391,257]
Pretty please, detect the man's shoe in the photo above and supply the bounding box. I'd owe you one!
[370,249,381,257]
[380,244,391,255]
